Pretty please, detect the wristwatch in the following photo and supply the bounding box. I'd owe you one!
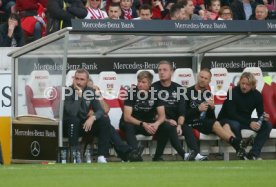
[140,121,144,127]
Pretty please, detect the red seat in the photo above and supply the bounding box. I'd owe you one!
[262,82,276,127]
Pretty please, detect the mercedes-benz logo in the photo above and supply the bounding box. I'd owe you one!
[30,141,40,157]
[190,101,198,109]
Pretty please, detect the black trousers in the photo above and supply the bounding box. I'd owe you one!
[225,119,272,157]
[120,121,185,159]
[108,119,132,160]
[182,125,200,154]
[63,116,132,158]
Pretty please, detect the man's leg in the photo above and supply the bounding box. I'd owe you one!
[120,121,140,149]
[248,121,272,158]
[34,21,42,40]
[182,124,200,154]
[223,124,236,137]
[226,120,242,140]
[63,117,83,163]
[91,117,111,157]
[63,117,82,148]
[212,120,247,159]
[110,125,131,155]
[153,122,185,160]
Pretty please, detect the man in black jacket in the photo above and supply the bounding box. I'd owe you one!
[152,60,207,161]
[46,0,87,34]
[230,0,258,20]
[0,13,24,47]
[63,68,142,163]
[185,68,248,159]
[218,72,272,160]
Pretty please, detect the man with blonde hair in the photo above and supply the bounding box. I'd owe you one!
[219,72,272,160]
[120,70,196,161]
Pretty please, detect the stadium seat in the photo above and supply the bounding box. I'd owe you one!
[98,71,120,99]
[65,70,76,87]
[172,68,195,88]
[25,70,59,119]
[98,71,121,129]
[210,68,230,117]
[210,68,230,102]
[262,82,276,128]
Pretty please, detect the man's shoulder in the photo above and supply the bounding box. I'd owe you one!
[252,89,262,96]
[152,81,161,87]
[187,85,195,91]
[171,81,182,88]
[230,86,239,93]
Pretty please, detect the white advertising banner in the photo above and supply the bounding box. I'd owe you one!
[0,73,11,117]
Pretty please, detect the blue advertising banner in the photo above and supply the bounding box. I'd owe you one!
[72,20,276,33]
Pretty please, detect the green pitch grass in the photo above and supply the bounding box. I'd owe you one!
[0,161,275,187]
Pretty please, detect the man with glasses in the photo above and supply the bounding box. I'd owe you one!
[217,6,233,20]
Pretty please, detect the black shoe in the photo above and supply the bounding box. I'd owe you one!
[247,152,262,160]
[137,145,144,157]
[184,150,197,161]
[243,135,255,148]
[127,145,144,162]
[152,157,164,161]
[230,137,245,151]
[236,148,248,160]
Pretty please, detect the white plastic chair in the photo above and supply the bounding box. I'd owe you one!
[172,68,195,88]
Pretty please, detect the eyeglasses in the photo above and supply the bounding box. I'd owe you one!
[222,12,231,15]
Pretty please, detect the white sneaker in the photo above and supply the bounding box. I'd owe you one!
[184,153,190,160]
[97,156,107,163]
[194,153,208,161]
[183,150,196,161]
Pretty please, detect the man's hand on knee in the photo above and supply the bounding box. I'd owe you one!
[83,116,95,132]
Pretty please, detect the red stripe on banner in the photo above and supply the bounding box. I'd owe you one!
[104,99,120,108]
[31,98,52,107]
[214,95,226,105]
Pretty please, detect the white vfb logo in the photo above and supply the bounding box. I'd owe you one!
[30,141,40,157]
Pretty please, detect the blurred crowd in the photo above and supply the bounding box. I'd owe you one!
[0,0,276,46]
